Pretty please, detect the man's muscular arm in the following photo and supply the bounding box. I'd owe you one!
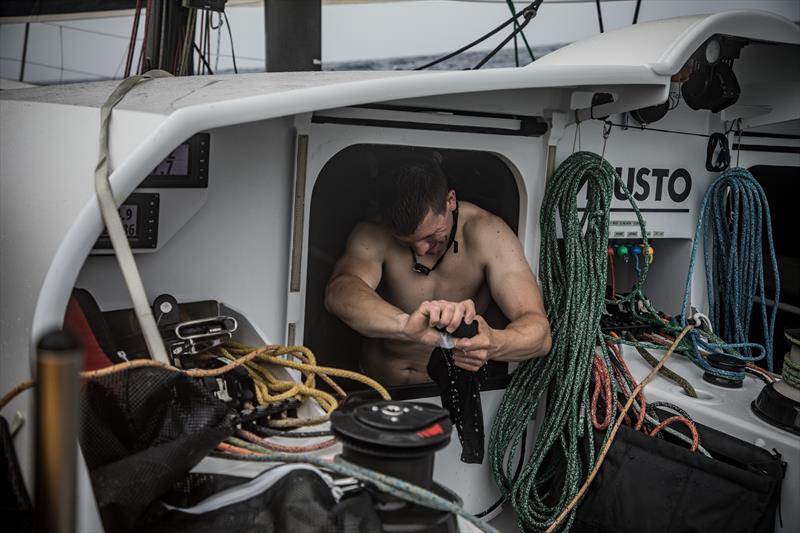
[325,222,446,347]
[454,215,551,370]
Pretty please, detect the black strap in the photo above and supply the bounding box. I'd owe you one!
[427,347,486,463]
[410,203,459,275]
[706,132,730,172]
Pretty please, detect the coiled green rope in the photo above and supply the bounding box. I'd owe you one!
[489,151,623,531]
[783,357,800,388]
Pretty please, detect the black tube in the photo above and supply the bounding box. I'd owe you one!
[19,22,30,82]
[34,331,82,533]
[596,0,605,33]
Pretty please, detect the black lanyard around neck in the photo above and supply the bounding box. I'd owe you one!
[410,203,459,275]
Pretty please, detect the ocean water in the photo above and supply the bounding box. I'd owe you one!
[12,44,562,85]
[323,45,562,71]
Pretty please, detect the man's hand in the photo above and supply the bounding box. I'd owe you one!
[402,299,477,346]
[452,316,497,372]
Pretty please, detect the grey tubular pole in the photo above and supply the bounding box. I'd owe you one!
[34,331,82,533]
[265,0,321,72]
[143,0,163,71]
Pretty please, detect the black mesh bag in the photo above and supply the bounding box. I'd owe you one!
[79,367,234,532]
[0,416,33,532]
[139,469,384,533]
[574,419,784,533]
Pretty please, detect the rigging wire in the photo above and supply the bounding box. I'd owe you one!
[177,8,197,76]
[44,21,139,41]
[509,0,519,67]
[504,0,537,63]
[214,15,223,72]
[595,0,604,33]
[0,55,108,79]
[204,9,211,74]
[112,48,128,79]
[58,24,64,83]
[224,12,238,74]
[204,9,212,75]
[633,0,643,24]
[473,5,538,69]
[138,0,154,74]
[124,0,143,78]
[415,0,542,71]
[602,120,710,139]
[19,22,30,82]
[197,9,204,74]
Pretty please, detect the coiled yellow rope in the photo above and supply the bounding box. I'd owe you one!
[0,344,390,417]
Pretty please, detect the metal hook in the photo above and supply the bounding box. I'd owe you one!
[600,120,612,159]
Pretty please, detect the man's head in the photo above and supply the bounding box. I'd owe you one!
[378,156,456,258]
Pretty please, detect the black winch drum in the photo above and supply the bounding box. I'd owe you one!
[330,401,460,533]
[331,401,452,489]
[702,352,746,388]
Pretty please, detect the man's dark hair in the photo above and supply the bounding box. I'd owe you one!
[378,156,449,236]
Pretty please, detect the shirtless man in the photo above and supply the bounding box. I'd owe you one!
[325,156,551,386]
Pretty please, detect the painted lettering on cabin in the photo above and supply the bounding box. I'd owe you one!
[593,167,692,203]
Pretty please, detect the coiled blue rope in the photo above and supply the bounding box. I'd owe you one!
[679,167,780,380]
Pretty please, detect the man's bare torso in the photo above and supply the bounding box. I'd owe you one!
[360,202,493,385]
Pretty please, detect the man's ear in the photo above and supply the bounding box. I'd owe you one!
[447,189,457,211]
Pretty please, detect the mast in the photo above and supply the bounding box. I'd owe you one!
[264,0,321,72]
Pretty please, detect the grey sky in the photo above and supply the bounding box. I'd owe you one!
[1,0,798,83]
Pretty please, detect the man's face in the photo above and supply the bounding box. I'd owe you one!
[394,190,456,257]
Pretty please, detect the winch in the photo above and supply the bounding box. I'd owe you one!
[752,329,800,436]
[330,401,459,533]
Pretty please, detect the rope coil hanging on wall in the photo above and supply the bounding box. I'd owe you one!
[679,166,780,381]
[489,147,708,531]
[489,151,623,531]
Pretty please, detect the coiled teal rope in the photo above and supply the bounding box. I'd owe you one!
[679,167,780,378]
[489,151,623,531]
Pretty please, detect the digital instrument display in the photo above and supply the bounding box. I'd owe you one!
[94,193,159,250]
[151,144,190,176]
[141,133,209,188]
[119,204,139,238]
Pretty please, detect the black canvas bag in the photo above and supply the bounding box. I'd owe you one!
[79,367,234,532]
[574,418,784,533]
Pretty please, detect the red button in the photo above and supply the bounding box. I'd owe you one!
[416,423,444,439]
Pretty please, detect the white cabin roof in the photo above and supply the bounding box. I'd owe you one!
[535,10,800,75]
[2,10,797,123]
